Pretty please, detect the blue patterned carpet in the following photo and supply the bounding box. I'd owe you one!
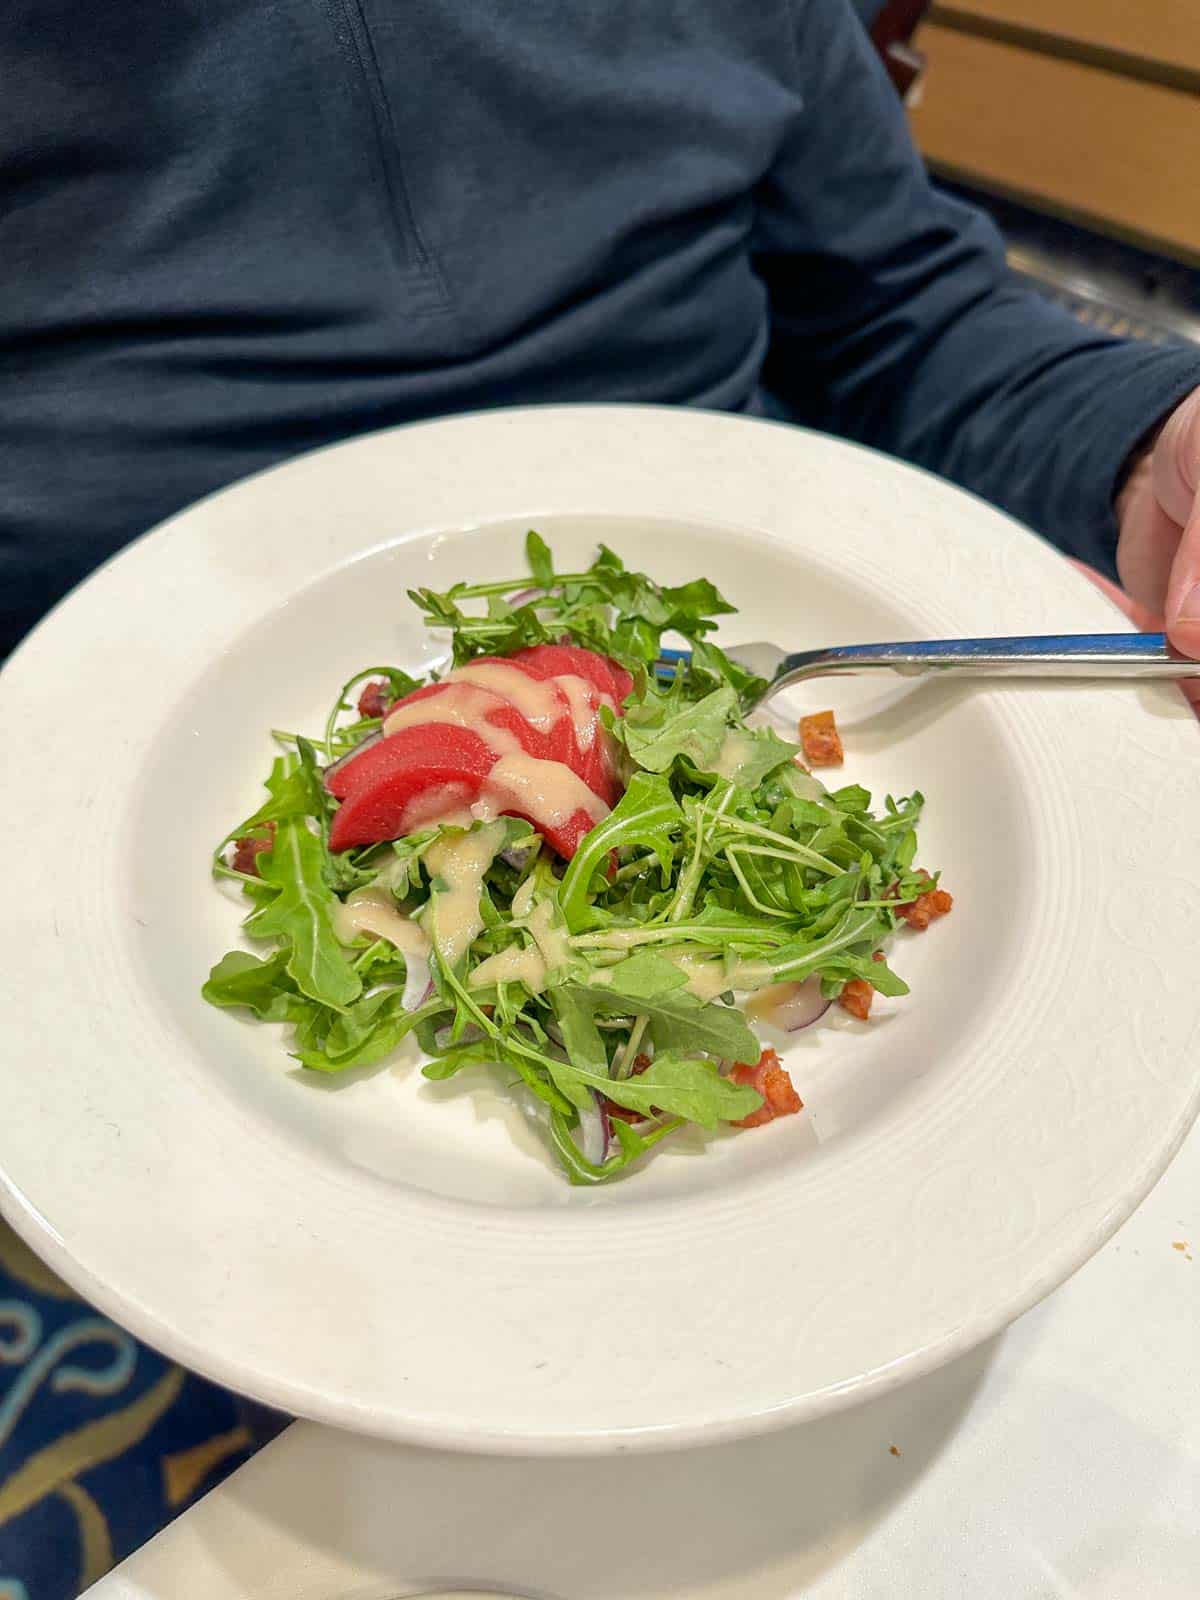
[0,1223,286,1598]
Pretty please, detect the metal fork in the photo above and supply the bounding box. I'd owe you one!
[659,633,1200,701]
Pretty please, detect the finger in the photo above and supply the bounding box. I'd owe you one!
[1164,488,1200,657]
[1159,391,1200,656]
[1152,388,1200,527]
[1071,559,1199,720]
[1115,475,1182,618]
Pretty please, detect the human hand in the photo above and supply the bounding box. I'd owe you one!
[1116,386,1200,650]
[1113,386,1200,715]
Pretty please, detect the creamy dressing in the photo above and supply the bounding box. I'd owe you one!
[735,961,774,991]
[397,784,476,834]
[712,729,758,781]
[661,949,775,1002]
[468,942,548,993]
[744,978,808,1022]
[484,752,610,832]
[526,897,572,973]
[375,667,620,839]
[383,683,522,759]
[333,889,431,958]
[511,874,538,920]
[446,662,564,734]
[671,951,736,1002]
[582,927,646,949]
[421,822,508,968]
[555,673,606,751]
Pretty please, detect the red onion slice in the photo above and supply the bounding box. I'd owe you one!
[747,976,831,1032]
[432,1021,485,1052]
[499,842,539,872]
[577,1093,608,1166]
[401,958,433,1013]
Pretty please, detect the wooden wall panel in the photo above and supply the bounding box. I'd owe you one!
[910,24,1200,264]
[931,1,1200,82]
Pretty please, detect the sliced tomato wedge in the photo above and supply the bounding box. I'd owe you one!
[382,680,553,759]
[504,643,633,706]
[327,644,633,857]
[327,725,496,850]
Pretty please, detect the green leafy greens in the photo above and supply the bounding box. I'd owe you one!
[204,532,944,1184]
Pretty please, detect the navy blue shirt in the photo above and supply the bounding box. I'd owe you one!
[4,0,1198,653]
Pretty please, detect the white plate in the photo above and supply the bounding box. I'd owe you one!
[2,405,1198,1454]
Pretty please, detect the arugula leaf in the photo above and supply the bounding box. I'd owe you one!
[558,772,682,931]
[699,725,802,790]
[548,988,611,1112]
[216,752,325,854]
[561,963,759,1063]
[597,1052,761,1129]
[766,906,889,984]
[547,1109,684,1185]
[525,528,554,588]
[686,637,768,707]
[322,665,421,760]
[829,783,872,813]
[543,1050,761,1133]
[295,992,446,1073]
[421,1038,505,1081]
[594,949,690,1000]
[202,949,311,1023]
[245,819,362,1010]
[659,578,737,624]
[421,1035,575,1117]
[618,684,737,774]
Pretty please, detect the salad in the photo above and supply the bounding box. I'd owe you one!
[204,534,951,1184]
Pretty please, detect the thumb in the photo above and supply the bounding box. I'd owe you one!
[1165,492,1200,657]
[1071,558,1200,721]
[1161,390,1200,656]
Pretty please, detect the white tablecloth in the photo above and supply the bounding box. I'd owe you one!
[88,1118,1199,1600]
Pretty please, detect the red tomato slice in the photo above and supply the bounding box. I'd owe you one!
[541,809,597,860]
[326,645,632,857]
[382,680,552,760]
[326,725,496,850]
[503,643,633,706]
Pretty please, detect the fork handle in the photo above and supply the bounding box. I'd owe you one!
[772,632,1199,684]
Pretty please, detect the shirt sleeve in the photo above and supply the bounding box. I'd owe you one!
[754,0,1200,576]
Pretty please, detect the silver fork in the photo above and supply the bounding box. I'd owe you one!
[660,633,1199,701]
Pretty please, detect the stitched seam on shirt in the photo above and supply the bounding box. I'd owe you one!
[323,0,451,311]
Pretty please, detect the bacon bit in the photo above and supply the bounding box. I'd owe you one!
[230,823,275,877]
[356,679,391,720]
[602,1053,652,1124]
[730,1046,803,1129]
[896,886,954,931]
[872,950,885,962]
[799,709,844,768]
[839,978,874,1020]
